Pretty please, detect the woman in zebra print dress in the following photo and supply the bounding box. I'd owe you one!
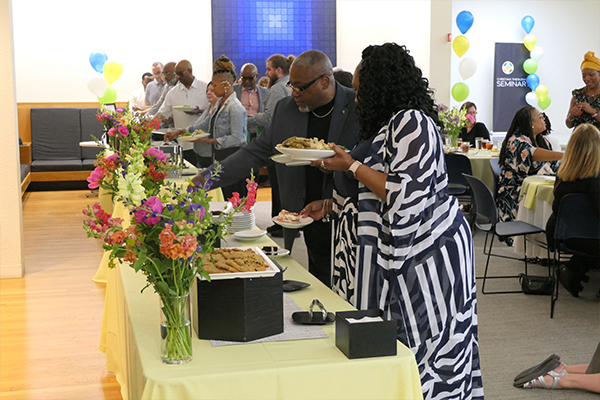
[302,43,483,399]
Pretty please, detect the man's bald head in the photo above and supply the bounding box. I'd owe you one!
[291,50,333,78]
[240,63,258,90]
[176,60,194,87]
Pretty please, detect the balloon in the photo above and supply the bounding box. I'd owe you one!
[530,46,544,61]
[87,74,108,97]
[89,50,108,73]
[458,57,477,80]
[526,74,540,91]
[523,58,538,74]
[524,34,537,51]
[452,36,469,57]
[98,86,117,104]
[451,82,469,102]
[535,85,548,102]
[103,61,123,85]
[521,16,535,34]
[456,10,474,34]
[538,95,551,110]
[525,92,538,107]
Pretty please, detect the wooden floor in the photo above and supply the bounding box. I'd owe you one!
[0,187,272,400]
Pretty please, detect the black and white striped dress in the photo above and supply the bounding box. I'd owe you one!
[332,110,484,400]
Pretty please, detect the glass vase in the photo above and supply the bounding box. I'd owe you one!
[159,294,193,365]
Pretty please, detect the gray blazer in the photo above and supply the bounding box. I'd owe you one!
[210,82,359,214]
[232,83,269,113]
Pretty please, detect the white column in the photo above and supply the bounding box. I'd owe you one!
[0,0,25,278]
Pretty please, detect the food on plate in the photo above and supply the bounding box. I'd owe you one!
[200,248,268,274]
[278,136,330,150]
[275,210,303,224]
[182,129,206,137]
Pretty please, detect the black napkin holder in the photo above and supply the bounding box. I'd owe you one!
[335,309,397,359]
[191,272,283,342]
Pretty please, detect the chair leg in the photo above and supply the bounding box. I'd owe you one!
[524,236,528,276]
[477,233,522,294]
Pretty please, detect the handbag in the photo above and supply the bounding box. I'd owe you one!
[518,273,553,295]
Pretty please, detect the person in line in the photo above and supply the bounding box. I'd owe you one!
[129,72,153,112]
[168,56,247,199]
[301,43,483,399]
[144,62,164,107]
[496,106,563,245]
[257,76,269,88]
[545,123,600,297]
[248,54,295,238]
[192,49,359,287]
[333,69,353,88]
[142,62,178,117]
[514,345,600,393]
[459,101,490,146]
[233,63,268,141]
[566,51,600,130]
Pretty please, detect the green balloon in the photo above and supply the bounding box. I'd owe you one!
[523,58,538,75]
[452,82,469,102]
[538,95,551,110]
[98,85,117,104]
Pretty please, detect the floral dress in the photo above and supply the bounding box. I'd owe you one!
[496,133,558,227]
[571,88,600,130]
[332,110,483,400]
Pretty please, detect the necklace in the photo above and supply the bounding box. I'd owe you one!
[312,105,335,118]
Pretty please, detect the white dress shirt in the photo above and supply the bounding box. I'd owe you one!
[158,78,209,119]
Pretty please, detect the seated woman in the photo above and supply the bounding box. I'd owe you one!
[460,101,490,145]
[496,106,563,245]
[545,123,600,297]
[537,112,562,152]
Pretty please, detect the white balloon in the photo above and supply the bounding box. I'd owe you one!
[525,91,538,107]
[459,57,477,80]
[87,74,107,97]
[530,46,544,62]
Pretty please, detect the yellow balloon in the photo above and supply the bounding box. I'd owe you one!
[453,35,469,57]
[103,61,123,85]
[524,34,537,51]
[535,85,548,102]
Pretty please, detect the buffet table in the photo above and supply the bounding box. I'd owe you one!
[99,231,423,400]
[514,175,556,258]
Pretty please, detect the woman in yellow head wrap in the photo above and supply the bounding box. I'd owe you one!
[566,51,600,130]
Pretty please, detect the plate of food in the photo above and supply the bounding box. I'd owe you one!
[178,129,210,142]
[173,105,197,112]
[275,136,335,160]
[232,229,267,240]
[272,210,313,229]
[197,247,279,280]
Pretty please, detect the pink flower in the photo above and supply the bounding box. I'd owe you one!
[105,153,120,163]
[118,125,129,137]
[228,192,242,208]
[466,114,475,123]
[87,166,104,189]
[143,147,168,162]
[134,196,164,225]
[108,127,117,137]
[116,108,123,112]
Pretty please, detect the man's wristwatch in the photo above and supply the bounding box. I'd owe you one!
[346,160,362,180]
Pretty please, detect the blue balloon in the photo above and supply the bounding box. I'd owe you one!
[89,50,108,73]
[521,16,535,34]
[456,10,474,34]
[526,74,540,91]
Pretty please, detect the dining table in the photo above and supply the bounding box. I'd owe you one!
[97,211,424,400]
[514,175,556,258]
[445,147,498,191]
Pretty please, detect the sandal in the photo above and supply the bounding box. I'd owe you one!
[513,354,560,387]
[522,364,568,389]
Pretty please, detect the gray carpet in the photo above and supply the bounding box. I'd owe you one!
[253,201,600,399]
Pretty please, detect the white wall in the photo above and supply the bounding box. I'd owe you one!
[451,1,600,144]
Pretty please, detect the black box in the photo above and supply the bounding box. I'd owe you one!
[191,272,283,342]
[335,310,397,359]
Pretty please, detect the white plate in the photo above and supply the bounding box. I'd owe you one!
[286,160,311,166]
[197,246,280,280]
[272,215,314,229]
[276,146,335,160]
[271,154,292,164]
[232,230,266,240]
[151,130,166,135]
[260,246,291,257]
[178,133,210,142]
[173,106,197,112]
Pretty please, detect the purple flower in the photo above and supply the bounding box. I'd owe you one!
[438,104,448,112]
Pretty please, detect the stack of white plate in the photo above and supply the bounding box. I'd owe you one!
[226,211,256,233]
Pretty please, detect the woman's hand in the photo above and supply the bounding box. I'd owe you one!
[569,103,583,118]
[300,200,326,220]
[310,143,353,172]
[165,130,181,142]
[579,101,597,115]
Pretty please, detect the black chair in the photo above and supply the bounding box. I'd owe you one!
[489,158,501,198]
[551,194,600,317]
[445,153,473,197]
[463,174,545,294]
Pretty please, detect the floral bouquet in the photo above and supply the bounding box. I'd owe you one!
[438,104,467,147]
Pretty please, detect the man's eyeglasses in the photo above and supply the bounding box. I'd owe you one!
[161,70,174,76]
[286,74,325,93]
[241,76,257,81]
[175,69,188,77]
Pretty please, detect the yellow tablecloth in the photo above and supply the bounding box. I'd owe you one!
[99,233,423,400]
[519,175,556,210]
[465,150,498,191]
